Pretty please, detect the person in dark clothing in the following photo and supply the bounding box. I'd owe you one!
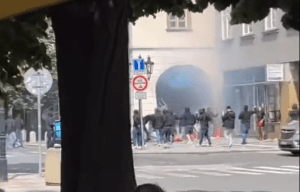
[238,105,256,145]
[222,106,236,147]
[257,106,266,141]
[289,104,299,121]
[46,112,55,149]
[180,108,196,144]
[163,109,176,147]
[197,108,212,146]
[152,108,165,146]
[143,114,153,142]
[207,107,218,137]
[132,110,142,149]
[14,114,24,148]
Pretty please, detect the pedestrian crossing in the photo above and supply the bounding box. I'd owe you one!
[135,164,299,179]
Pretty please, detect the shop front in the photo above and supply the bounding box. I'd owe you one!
[223,62,298,139]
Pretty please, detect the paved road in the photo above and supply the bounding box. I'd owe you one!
[133,151,299,192]
[5,144,299,192]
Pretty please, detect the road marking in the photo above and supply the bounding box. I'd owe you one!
[230,167,295,174]
[258,151,290,154]
[163,173,199,178]
[136,174,164,179]
[189,170,231,177]
[255,166,299,173]
[29,151,47,155]
[242,144,279,148]
[281,166,299,169]
[220,169,263,175]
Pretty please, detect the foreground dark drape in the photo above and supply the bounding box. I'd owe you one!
[50,0,136,191]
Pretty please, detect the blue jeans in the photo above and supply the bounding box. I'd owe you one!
[133,128,142,146]
[156,130,165,144]
[241,123,250,144]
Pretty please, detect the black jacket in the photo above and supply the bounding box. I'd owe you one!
[239,110,255,124]
[152,112,165,130]
[289,110,299,121]
[133,114,141,131]
[222,110,235,129]
[180,109,196,126]
[206,110,218,123]
[164,111,176,127]
[197,109,212,130]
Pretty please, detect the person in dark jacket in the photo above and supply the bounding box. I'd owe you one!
[289,104,299,121]
[132,110,142,149]
[180,107,196,144]
[257,106,266,141]
[163,109,176,147]
[207,107,218,137]
[239,105,256,145]
[197,108,212,146]
[46,112,55,149]
[152,108,165,146]
[222,106,236,147]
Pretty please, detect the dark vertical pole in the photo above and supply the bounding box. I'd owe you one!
[139,99,144,149]
[0,133,8,181]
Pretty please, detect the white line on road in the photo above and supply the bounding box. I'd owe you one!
[230,167,295,174]
[281,166,299,169]
[136,174,164,179]
[255,166,299,173]
[29,151,47,155]
[220,169,263,175]
[163,173,199,178]
[188,170,231,177]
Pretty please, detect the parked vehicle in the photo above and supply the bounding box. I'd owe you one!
[279,120,299,155]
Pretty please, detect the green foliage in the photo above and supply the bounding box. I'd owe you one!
[130,0,299,31]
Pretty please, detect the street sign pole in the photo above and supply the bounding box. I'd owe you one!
[139,99,145,149]
[37,72,42,177]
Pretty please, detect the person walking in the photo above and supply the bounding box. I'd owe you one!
[197,108,212,146]
[207,107,218,138]
[6,115,15,150]
[14,114,25,148]
[180,108,196,144]
[256,106,266,141]
[132,110,142,149]
[143,114,153,142]
[222,106,236,148]
[46,112,55,149]
[238,105,256,145]
[152,108,165,146]
[162,109,176,147]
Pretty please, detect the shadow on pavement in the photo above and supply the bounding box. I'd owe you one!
[8,163,45,174]
[278,153,299,157]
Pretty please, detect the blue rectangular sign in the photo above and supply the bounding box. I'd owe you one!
[54,120,61,139]
[133,59,145,72]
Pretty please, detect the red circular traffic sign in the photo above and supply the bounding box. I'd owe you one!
[132,75,148,92]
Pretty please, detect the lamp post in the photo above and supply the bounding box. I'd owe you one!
[145,56,154,81]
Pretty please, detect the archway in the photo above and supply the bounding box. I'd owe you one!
[156,65,213,115]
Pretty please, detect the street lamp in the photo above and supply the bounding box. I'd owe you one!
[145,55,154,80]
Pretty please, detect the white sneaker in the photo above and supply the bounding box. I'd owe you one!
[228,143,232,148]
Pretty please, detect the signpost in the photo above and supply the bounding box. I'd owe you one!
[132,75,148,149]
[24,68,53,176]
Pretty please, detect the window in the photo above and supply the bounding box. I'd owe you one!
[168,12,188,29]
[265,8,277,30]
[221,7,232,40]
[242,23,253,36]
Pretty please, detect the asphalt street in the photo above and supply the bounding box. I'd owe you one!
[5,144,299,192]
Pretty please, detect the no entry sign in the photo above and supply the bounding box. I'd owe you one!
[132,75,148,92]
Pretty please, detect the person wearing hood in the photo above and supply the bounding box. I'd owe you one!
[222,106,236,147]
[163,109,176,147]
[152,108,165,146]
[180,107,196,144]
[238,105,256,145]
[197,108,212,146]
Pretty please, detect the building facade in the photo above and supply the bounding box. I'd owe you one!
[129,5,221,121]
[216,7,299,138]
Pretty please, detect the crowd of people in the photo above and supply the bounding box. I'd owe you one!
[131,103,299,149]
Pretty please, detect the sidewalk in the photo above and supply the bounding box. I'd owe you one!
[0,173,60,192]
[133,138,279,154]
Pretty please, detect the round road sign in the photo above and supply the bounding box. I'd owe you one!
[132,75,148,92]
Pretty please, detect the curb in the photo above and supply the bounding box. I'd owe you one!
[133,148,280,155]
